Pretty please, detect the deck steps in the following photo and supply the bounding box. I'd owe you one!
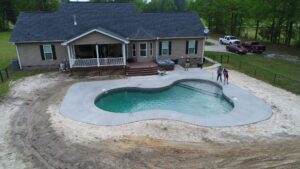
[126,66,159,76]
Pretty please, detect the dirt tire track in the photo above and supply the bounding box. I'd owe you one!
[5,75,300,169]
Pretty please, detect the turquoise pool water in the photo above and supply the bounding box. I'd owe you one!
[95,80,233,116]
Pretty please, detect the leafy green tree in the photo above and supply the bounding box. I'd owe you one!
[0,0,14,30]
[160,0,177,12]
[4,0,300,47]
[174,0,186,11]
[143,0,160,12]
[90,0,146,11]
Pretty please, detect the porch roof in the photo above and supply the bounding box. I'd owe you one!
[62,28,129,45]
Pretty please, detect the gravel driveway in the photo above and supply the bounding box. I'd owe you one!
[205,38,229,53]
[205,38,300,63]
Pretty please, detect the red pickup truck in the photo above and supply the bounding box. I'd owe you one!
[226,44,248,55]
[242,41,266,54]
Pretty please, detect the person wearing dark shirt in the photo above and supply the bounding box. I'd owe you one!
[223,68,229,84]
[217,66,223,82]
[185,56,190,71]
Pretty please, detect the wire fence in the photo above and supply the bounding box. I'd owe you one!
[0,67,9,83]
[208,55,300,94]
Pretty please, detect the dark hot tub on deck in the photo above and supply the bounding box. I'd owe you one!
[155,59,175,70]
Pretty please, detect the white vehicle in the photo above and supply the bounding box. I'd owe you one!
[219,35,240,45]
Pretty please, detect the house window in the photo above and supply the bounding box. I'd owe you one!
[140,43,147,57]
[149,43,153,56]
[188,40,196,54]
[43,44,54,60]
[162,41,169,55]
[132,44,136,57]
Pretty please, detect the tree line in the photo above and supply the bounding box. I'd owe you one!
[0,0,59,31]
[188,0,300,47]
[1,0,299,47]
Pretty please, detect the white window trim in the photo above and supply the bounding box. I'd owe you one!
[188,40,196,54]
[43,44,54,60]
[149,42,153,56]
[139,42,147,57]
[161,41,169,56]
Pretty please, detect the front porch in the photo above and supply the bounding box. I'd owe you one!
[67,43,126,68]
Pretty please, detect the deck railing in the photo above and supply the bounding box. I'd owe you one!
[70,57,124,68]
[99,57,124,66]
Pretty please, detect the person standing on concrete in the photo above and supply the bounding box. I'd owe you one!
[184,56,190,71]
[184,56,191,71]
[223,68,229,84]
[217,66,223,82]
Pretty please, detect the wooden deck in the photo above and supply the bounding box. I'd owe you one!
[70,61,161,76]
[126,61,159,76]
[127,61,158,69]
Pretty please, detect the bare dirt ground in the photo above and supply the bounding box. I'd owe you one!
[1,71,300,169]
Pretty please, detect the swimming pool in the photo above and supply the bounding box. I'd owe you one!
[95,80,233,116]
[60,71,272,126]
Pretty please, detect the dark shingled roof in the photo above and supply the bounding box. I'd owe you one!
[10,2,207,43]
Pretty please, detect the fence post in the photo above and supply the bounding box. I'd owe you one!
[0,71,3,82]
[227,55,229,63]
[239,61,242,69]
[254,68,257,76]
[273,74,277,84]
[5,68,9,79]
[221,55,223,63]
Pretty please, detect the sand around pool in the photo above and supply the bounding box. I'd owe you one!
[49,69,300,144]
[0,69,300,168]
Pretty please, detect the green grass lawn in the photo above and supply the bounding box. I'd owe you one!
[205,51,300,94]
[0,32,49,98]
[0,32,16,69]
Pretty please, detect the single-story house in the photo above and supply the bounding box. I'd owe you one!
[10,2,207,72]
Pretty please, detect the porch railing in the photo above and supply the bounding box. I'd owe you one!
[70,57,124,68]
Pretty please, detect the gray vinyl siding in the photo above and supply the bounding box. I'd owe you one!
[128,38,204,62]
[157,38,204,59]
[15,37,205,69]
[17,42,68,69]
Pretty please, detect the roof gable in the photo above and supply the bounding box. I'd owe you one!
[62,28,129,45]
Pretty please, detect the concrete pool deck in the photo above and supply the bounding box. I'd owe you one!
[60,68,272,127]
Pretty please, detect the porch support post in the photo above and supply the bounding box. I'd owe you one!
[15,45,22,70]
[71,45,75,59]
[202,38,205,63]
[122,43,126,65]
[96,44,100,67]
[156,37,159,59]
[67,45,72,68]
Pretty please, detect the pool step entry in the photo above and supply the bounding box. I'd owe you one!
[177,83,223,97]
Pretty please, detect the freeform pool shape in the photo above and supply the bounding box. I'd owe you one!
[95,80,234,116]
[60,73,273,127]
